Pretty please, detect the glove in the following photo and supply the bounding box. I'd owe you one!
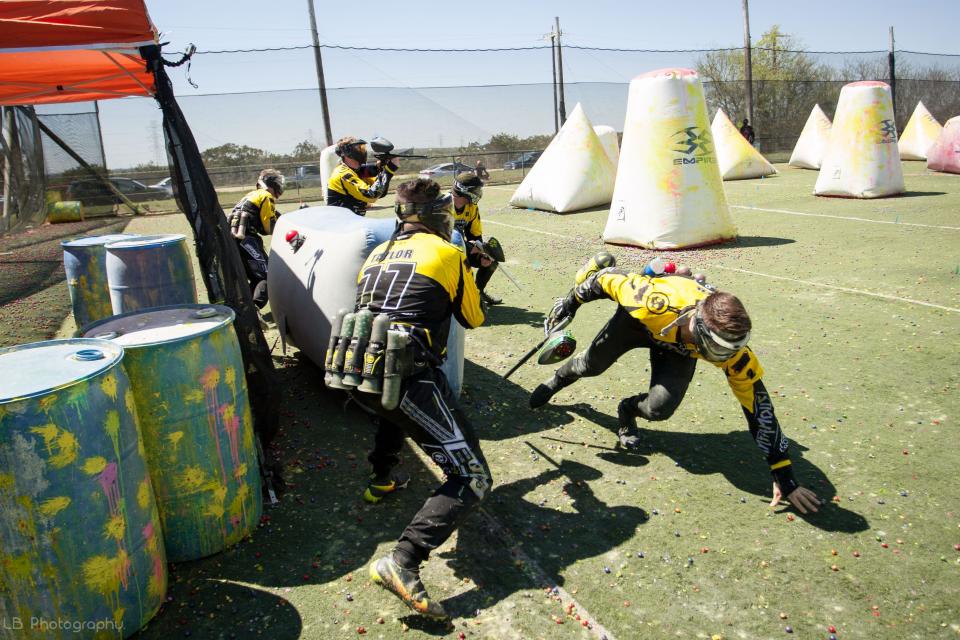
[546,290,580,332]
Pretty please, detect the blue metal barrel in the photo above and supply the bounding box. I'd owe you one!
[62,234,140,330]
[104,234,197,315]
[0,339,166,639]
[83,305,262,562]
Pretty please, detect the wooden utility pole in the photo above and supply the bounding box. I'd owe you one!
[307,0,333,146]
[554,16,567,127]
[888,26,897,120]
[550,32,559,134]
[742,0,754,126]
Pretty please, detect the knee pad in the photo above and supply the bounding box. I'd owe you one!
[643,389,679,422]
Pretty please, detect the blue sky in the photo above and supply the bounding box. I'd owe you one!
[68,0,960,168]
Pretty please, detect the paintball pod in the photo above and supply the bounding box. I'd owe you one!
[502,251,617,379]
[368,136,428,162]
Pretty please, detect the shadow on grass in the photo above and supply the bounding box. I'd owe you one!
[562,402,869,534]
[480,303,542,327]
[898,191,947,198]
[729,235,796,248]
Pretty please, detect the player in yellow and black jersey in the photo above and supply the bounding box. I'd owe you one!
[227,168,284,309]
[327,136,397,215]
[451,172,505,306]
[530,266,822,515]
[352,179,488,621]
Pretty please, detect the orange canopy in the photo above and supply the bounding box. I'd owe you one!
[0,0,158,105]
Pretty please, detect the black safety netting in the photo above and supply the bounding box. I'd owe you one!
[0,106,47,234]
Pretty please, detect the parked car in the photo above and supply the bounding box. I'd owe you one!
[285,164,323,189]
[418,162,472,179]
[66,177,171,207]
[149,177,174,198]
[503,151,543,170]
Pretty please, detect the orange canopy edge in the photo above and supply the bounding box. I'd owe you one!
[0,0,159,105]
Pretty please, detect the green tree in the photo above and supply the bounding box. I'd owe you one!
[200,143,267,167]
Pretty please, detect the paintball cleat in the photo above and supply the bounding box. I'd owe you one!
[369,555,449,620]
[479,290,502,306]
[616,398,643,450]
[363,471,411,504]
[529,376,562,409]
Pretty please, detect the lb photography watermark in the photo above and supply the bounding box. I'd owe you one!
[2,616,122,633]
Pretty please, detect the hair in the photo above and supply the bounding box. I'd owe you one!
[259,168,282,181]
[396,178,440,205]
[335,135,360,156]
[700,291,751,338]
[454,172,483,188]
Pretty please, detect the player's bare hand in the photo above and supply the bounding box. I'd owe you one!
[771,482,821,514]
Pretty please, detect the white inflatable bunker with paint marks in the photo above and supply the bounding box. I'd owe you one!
[319,145,339,200]
[593,125,620,168]
[927,116,960,174]
[711,108,777,180]
[269,206,466,396]
[898,101,942,161]
[815,81,905,198]
[509,103,616,213]
[789,104,832,169]
[603,68,736,249]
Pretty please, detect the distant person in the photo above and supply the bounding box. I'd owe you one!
[327,136,397,216]
[740,118,756,146]
[451,172,502,306]
[474,159,490,181]
[227,168,284,311]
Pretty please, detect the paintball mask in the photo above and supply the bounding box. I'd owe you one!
[336,138,368,163]
[257,170,285,197]
[691,305,750,362]
[395,193,454,240]
[453,179,483,204]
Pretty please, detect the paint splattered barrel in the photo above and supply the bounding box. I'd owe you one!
[83,305,262,562]
[46,201,84,224]
[0,339,166,639]
[62,234,140,330]
[104,234,198,315]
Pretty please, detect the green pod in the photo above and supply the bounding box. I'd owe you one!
[358,314,390,394]
[323,309,349,387]
[342,309,373,387]
[381,330,409,410]
[326,313,355,390]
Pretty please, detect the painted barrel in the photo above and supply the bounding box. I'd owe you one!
[0,339,166,639]
[104,234,198,315]
[62,234,140,330]
[83,305,262,562]
[46,200,84,224]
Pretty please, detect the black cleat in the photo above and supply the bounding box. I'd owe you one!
[529,377,561,409]
[363,471,411,504]
[616,398,643,449]
[479,291,502,306]
[369,555,448,620]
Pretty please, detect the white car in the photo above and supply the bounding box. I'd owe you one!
[418,162,472,179]
[149,177,174,198]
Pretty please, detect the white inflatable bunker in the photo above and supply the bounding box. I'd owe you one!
[603,68,736,249]
[927,116,960,174]
[788,104,832,169]
[711,109,777,180]
[269,207,466,396]
[509,103,616,213]
[815,81,905,198]
[319,145,339,200]
[898,101,942,161]
[593,125,620,168]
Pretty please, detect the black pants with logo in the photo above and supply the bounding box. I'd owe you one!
[237,234,269,308]
[555,306,698,422]
[352,367,492,567]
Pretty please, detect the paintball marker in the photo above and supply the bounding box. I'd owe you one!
[469,237,522,291]
[368,136,428,161]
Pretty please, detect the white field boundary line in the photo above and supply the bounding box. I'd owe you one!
[484,219,959,314]
[710,265,960,313]
[731,204,960,231]
[485,219,569,238]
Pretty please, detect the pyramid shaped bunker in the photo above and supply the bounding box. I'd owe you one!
[815,81,905,198]
[593,125,620,168]
[789,104,832,170]
[509,103,616,213]
[603,68,736,249]
[927,115,960,174]
[711,109,777,180]
[898,101,943,161]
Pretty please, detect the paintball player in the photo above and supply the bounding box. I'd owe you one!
[740,118,756,145]
[352,178,490,619]
[529,265,822,514]
[474,159,490,181]
[452,172,503,306]
[227,168,284,310]
[327,135,397,215]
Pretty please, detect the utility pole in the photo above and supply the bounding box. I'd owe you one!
[742,0,754,127]
[888,26,897,121]
[307,0,333,146]
[550,31,559,134]
[554,16,567,127]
